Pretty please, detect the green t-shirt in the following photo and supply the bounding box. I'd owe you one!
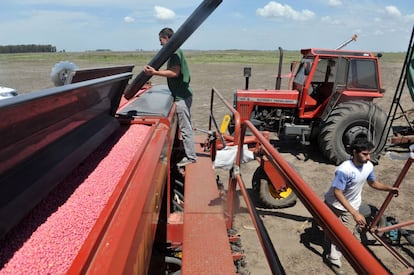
[167,49,193,100]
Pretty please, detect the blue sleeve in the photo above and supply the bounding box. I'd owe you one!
[367,170,375,182]
[332,170,347,190]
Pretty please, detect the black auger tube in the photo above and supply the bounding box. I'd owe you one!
[124,0,223,99]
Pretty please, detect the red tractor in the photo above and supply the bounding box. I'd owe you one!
[233,44,387,165]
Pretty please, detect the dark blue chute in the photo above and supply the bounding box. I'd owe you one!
[407,46,414,101]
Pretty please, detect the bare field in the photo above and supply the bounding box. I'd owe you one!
[1,51,413,274]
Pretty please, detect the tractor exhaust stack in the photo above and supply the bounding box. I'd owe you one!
[275,47,283,89]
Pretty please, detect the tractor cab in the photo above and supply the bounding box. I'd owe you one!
[292,48,384,119]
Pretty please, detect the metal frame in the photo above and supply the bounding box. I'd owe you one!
[370,153,414,269]
[208,87,390,274]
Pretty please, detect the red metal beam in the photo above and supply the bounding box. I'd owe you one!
[68,121,172,274]
[370,155,414,269]
[234,120,388,274]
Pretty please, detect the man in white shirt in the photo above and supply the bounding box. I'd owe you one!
[324,137,399,272]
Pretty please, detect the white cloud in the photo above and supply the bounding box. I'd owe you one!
[328,0,342,7]
[406,13,414,22]
[154,6,176,21]
[381,5,414,24]
[256,1,315,21]
[123,16,135,23]
[321,16,341,25]
[10,0,141,7]
[385,6,401,17]
[1,0,412,52]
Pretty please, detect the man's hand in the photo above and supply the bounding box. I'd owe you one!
[143,65,179,78]
[369,180,399,197]
[389,187,399,197]
[144,65,156,76]
[352,211,367,227]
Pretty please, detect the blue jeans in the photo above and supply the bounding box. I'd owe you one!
[176,96,196,160]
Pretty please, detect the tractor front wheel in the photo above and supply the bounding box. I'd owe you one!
[252,166,297,208]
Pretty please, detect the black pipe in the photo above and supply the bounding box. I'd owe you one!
[243,67,251,90]
[124,0,223,99]
[275,47,283,89]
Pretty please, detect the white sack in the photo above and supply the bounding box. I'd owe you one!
[213,145,254,170]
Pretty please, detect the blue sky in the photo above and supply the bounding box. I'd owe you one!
[1,0,413,52]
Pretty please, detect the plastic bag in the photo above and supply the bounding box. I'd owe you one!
[213,145,254,170]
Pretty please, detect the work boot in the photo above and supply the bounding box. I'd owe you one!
[177,157,196,167]
[324,256,345,275]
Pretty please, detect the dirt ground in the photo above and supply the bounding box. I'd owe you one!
[1,56,414,274]
[170,61,414,275]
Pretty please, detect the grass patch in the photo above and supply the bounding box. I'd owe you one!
[377,51,406,63]
[0,51,154,65]
[185,50,301,64]
[0,50,406,66]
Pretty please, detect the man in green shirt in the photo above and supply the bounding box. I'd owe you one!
[144,27,197,167]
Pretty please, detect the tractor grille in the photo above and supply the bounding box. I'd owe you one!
[239,104,250,119]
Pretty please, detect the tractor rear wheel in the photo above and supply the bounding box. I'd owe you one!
[318,101,387,165]
[252,166,297,208]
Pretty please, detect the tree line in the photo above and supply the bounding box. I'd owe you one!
[0,44,57,53]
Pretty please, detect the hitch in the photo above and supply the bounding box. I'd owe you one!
[195,128,219,160]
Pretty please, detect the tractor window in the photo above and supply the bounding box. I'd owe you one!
[312,58,338,82]
[308,58,337,98]
[293,58,313,86]
[347,59,378,89]
[335,58,348,86]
